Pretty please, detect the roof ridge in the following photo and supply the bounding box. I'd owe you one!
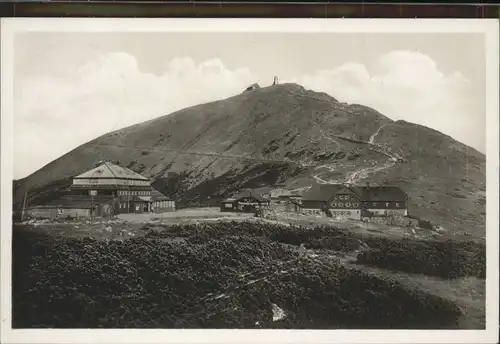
[103,162,118,178]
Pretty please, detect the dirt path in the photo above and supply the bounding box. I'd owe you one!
[277,243,485,329]
[308,123,402,186]
[337,255,485,329]
[345,158,397,184]
[368,123,391,144]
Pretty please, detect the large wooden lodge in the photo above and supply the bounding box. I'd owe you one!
[25,161,175,219]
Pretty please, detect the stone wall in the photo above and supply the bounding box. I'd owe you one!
[362,215,418,228]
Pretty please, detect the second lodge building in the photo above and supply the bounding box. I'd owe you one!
[295,183,408,220]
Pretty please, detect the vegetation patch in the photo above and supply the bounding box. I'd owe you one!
[357,237,486,279]
[143,221,485,280]
[13,227,462,329]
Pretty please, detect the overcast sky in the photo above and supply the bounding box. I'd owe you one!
[13,32,486,179]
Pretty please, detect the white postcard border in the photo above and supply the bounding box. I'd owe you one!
[1,17,498,344]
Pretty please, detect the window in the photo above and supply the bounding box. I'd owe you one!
[338,202,343,208]
[386,202,390,207]
[136,205,140,211]
[395,202,400,208]
[331,202,337,207]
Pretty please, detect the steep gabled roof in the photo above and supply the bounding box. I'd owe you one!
[302,184,355,201]
[151,188,171,201]
[74,162,149,181]
[349,186,407,202]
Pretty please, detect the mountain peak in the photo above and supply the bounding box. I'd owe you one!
[13,82,485,236]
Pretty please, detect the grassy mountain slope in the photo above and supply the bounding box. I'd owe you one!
[13,83,485,236]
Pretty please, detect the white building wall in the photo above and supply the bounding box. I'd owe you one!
[152,200,176,212]
[73,178,149,187]
[329,209,361,220]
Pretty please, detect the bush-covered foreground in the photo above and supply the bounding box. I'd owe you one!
[357,237,486,279]
[13,226,465,329]
[144,221,486,279]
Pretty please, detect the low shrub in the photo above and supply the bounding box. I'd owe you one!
[357,237,486,279]
[13,228,462,329]
[142,221,485,279]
